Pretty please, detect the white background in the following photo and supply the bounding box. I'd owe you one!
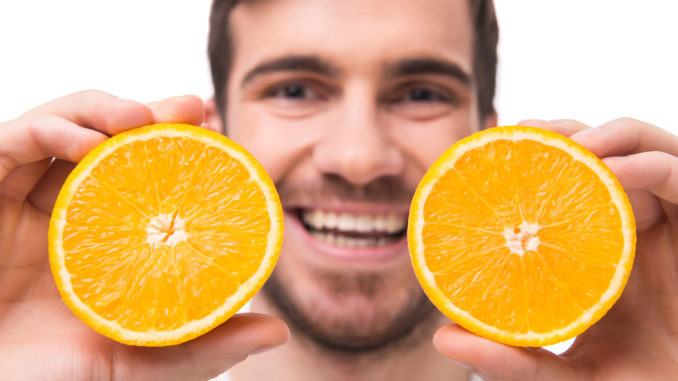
[2,0,676,354]
[1,1,677,129]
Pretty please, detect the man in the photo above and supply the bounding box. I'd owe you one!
[2,0,678,380]
[207,0,493,379]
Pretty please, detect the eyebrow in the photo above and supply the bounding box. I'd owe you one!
[384,58,472,87]
[241,55,340,88]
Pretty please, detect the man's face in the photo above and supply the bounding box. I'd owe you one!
[222,0,491,350]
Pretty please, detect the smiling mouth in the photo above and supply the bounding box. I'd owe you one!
[294,208,408,249]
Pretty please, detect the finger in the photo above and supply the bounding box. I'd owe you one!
[518,119,592,138]
[27,160,76,214]
[146,95,205,126]
[622,189,664,232]
[116,313,289,381]
[22,90,153,136]
[433,324,582,381]
[603,151,678,205]
[0,159,50,202]
[570,118,678,158]
[0,115,107,183]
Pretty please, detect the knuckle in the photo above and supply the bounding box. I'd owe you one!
[180,94,203,104]
[607,117,641,130]
[77,90,114,111]
[73,90,117,112]
[0,118,19,132]
[551,118,578,125]
[0,151,18,179]
[74,89,109,99]
[23,117,51,158]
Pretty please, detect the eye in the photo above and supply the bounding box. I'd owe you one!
[387,83,457,120]
[399,87,452,103]
[259,80,332,118]
[266,83,320,101]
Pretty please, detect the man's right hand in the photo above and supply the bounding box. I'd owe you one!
[0,90,289,380]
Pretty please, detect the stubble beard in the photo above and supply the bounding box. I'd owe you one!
[262,266,438,354]
[263,174,440,356]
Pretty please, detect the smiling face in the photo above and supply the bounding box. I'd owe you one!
[219,0,495,351]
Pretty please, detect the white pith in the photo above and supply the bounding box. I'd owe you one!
[410,128,635,344]
[503,221,541,256]
[146,213,188,248]
[51,126,282,344]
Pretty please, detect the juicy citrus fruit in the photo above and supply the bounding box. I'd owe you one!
[408,126,635,346]
[49,123,283,346]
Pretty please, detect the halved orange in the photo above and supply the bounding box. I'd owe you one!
[408,126,635,346]
[49,124,283,346]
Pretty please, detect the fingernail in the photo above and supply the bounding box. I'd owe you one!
[445,358,474,370]
[517,119,548,126]
[573,127,601,137]
[570,128,602,146]
[249,344,277,355]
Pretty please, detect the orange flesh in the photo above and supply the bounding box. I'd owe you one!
[61,137,271,331]
[421,139,623,334]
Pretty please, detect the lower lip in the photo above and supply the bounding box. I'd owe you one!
[287,211,409,264]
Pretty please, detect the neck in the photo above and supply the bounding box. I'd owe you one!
[229,296,471,381]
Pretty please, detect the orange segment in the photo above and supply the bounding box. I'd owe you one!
[408,126,635,346]
[49,124,283,346]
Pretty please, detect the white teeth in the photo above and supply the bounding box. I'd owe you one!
[301,210,407,234]
[337,214,354,231]
[325,211,338,229]
[326,232,336,245]
[386,214,405,234]
[374,215,387,231]
[356,215,371,232]
[308,210,322,229]
[310,232,397,248]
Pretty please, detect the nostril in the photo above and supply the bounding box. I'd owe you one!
[313,127,404,186]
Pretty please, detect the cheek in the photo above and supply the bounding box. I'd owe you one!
[226,103,324,182]
[389,114,479,174]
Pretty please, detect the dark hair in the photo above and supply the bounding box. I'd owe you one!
[208,0,498,122]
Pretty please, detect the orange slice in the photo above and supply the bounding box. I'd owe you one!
[49,124,283,346]
[408,126,635,346]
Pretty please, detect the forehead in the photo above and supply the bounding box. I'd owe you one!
[229,0,474,77]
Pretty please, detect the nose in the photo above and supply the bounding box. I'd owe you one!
[313,84,404,186]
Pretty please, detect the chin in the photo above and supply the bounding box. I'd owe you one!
[260,211,437,351]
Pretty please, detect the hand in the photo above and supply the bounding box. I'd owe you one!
[0,90,289,380]
[433,118,678,380]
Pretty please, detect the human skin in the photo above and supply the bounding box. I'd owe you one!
[0,92,289,380]
[207,0,678,380]
[206,0,491,379]
[434,118,678,380]
[2,1,678,381]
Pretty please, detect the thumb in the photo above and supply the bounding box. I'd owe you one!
[433,324,581,381]
[116,313,290,381]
